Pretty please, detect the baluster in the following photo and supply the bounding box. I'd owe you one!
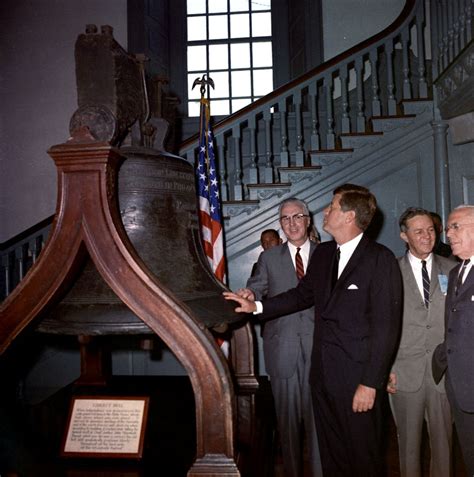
[459,0,466,49]
[279,100,289,168]
[294,92,304,166]
[355,56,366,132]
[430,0,440,80]
[453,0,460,56]
[15,246,26,282]
[324,75,335,149]
[216,134,228,201]
[308,82,320,150]
[416,3,428,98]
[232,126,243,200]
[442,0,449,70]
[401,28,412,100]
[248,116,259,184]
[2,253,12,297]
[437,1,445,73]
[466,0,472,43]
[263,109,274,183]
[369,49,381,116]
[385,41,397,116]
[31,235,43,263]
[340,66,350,133]
[447,0,454,63]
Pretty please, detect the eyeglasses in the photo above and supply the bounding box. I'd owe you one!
[444,222,474,232]
[280,213,309,224]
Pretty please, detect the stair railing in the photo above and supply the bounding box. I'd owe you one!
[179,0,472,207]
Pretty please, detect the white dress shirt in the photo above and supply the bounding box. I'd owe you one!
[407,251,433,299]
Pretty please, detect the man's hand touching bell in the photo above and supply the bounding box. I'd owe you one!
[223,291,257,313]
[235,288,256,301]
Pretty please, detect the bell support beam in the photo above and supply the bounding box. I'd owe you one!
[0,140,239,476]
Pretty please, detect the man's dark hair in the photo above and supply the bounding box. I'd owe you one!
[261,229,279,240]
[399,207,433,232]
[334,183,377,231]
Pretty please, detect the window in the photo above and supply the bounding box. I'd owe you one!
[186,0,273,117]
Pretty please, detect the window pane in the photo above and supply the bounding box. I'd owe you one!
[252,42,272,67]
[231,43,250,68]
[252,0,271,10]
[232,98,252,112]
[188,45,207,71]
[209,15,228,39]
[209,0,227,13]
[230,13,250,38]
[253,69,273,95]
[211,99,230,116]
[209,44,228,70]
[209,71,230,98]
[188,74,206,100]
[187,0,206,15]
[231,70,251,96]
[188,16,207,41]
[230,0,249,12]
[252,12,271,36]
[188,100,201,117]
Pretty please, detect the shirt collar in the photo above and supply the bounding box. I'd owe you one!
[408,251,433,268]
[287,239,311,254]
[338,232,363,256]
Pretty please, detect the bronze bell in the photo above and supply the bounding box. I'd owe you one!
[37,146,239,336]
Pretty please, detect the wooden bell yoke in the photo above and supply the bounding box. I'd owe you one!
[0,133,241,475]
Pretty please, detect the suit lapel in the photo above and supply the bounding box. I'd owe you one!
[430,256,442,297]
[399,254,424,302]
[281,243,298,286]
[334,234,369,288]
[455,264,474,299]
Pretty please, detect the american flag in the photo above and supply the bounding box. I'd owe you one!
[196,98,226,283]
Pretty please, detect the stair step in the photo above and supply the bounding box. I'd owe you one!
[278,166,322,184]
[308,149,353,167]
[370,115,416,132]
[246,183,292,201]
[339,132,384,150]
[401,99,433,115]
[222,200,260,219]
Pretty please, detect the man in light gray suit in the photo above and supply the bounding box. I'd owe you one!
[433,205,474,477]
[388,207,456,477]
[238,198,322,477]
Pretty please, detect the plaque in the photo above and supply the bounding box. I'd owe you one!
[62,396,149,459]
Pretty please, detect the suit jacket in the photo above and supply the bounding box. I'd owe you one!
[262,235,402,395]
[433,263,474,412]
[247,241,316,378]
[392,254,455,392]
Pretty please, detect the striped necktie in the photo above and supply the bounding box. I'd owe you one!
[421,260,430,308]
[295,247,305,280]
[455,259,470,295]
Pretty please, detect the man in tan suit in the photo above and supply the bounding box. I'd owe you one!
[388,207,456,477]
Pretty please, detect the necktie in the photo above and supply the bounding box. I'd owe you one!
[295,247,305,280]
[455,259,470,295]
[421,260,430,308]
[331,248,340,290]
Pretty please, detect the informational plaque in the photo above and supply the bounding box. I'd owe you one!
[62,396,149,459]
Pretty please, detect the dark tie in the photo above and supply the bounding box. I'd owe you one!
[421,260,430,308]
[295,247,305,280]
[455,259,471,295]
[331,247,340,290]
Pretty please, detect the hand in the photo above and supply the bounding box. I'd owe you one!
[223,291,257,313]
[235,288,256,301]
[352,384,376,413]
[387,372,397,394]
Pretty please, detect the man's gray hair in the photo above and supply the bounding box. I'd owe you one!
[278,198,310,217]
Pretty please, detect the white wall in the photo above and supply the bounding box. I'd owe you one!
[322,0,405,60]
[0,0,127,242]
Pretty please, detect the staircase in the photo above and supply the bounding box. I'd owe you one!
[2,0,473,295]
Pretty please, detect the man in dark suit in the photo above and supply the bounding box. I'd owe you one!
[388,208,455,477]
[224,184,403,476]
[238,198,322,477]
[433,205,474,477]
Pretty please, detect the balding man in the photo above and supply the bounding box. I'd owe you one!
[433,205,474,477]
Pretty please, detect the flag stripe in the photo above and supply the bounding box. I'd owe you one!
[196,98,226,283]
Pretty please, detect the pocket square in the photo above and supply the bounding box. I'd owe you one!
[472,295,474,301]
[347,284,359,290]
